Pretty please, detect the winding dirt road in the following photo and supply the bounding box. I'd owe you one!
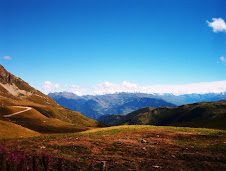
[3,106,32,117]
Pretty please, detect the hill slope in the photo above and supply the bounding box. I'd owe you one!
[99,100,226,129]
[0,106,90,133]
[0,120,40,139]
[0,64,105,135]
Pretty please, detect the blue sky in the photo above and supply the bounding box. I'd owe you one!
[0,0,226,95]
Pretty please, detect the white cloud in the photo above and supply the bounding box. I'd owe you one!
[41,80,226,96]
[42,81,62,92]
[3,56,12,60]
[207,18,226,32]
[41,82,88,95]
[91,81,226,95]
[93,81,139,95]
[220,56,226,63]
[122,81,137,88]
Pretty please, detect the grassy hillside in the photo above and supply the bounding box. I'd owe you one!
[171,118,226,130]
[0,106,26,119]
[31,106,105,127]
[0,64,106,135]
[0,87,105,128]
[0,120,40,139]
[0,106,92,133]
[1,125,225,170]
[100,100,226,130]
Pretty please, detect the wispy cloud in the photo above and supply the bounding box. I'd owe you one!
[220,56,226,63]
[42,81,62,92]
[41,81,88,95]
[42,80,226,96]
[93,81,138,95]
[206,18,226,32]
[92,81,226,95]
[3,56,12,60]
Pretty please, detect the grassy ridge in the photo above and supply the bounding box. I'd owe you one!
[100,100,226,130]
[0,106,90,134]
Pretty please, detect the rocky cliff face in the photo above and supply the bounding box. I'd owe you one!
[0,65,21,84]
[0,64,57,106]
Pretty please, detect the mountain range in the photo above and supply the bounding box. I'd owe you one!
[1,63,226,138]
[49,92,177,119]
[49,91,226,120]
[156,93,226,105]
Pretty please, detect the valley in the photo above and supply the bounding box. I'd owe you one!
[1,1,226,170]
[49,91,226,120]
[49,92,177,119]
[0,64,225,170]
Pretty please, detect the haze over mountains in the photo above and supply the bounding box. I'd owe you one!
[49,92,177,119]
[49,91,226,119]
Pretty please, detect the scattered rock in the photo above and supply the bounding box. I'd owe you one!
[141,139,147,143]
[153,165,162,169]
[171,155,176,158]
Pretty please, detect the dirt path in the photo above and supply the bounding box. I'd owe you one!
[3,106,32,117]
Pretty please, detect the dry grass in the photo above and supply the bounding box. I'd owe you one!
[1,125,225,170]
[0,106,90,134]
[0,120,40,139]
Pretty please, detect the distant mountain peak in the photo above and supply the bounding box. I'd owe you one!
[49,92,176,119]
[49,91,79,99]
[0,64,16,84]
